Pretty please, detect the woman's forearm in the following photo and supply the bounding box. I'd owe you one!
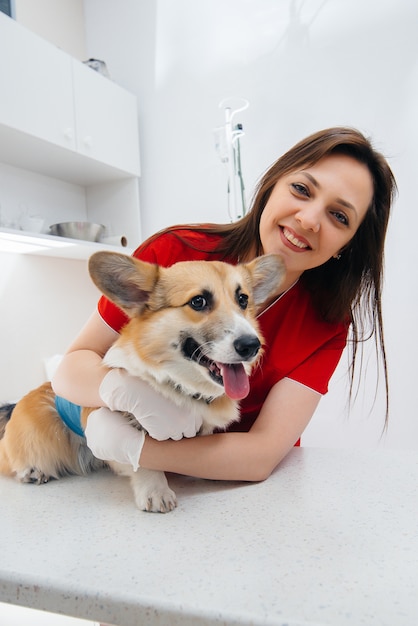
[52,311,119,406]
[139,430,287,483]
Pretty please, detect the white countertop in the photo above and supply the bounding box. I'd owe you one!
[0,447,417,626]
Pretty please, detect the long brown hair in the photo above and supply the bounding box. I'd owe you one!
[143,127,397,420]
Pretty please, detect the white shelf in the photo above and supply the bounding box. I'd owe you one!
[0,228,134,260]
[0,123,138,186]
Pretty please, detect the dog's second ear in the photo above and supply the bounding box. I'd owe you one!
[88,251,159,316]
[244,254,286,309]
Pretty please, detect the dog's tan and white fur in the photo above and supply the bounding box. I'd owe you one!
[0,251,284,512]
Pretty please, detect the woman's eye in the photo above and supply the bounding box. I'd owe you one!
[291,183,309,197]
[189,295,208,311]
[331,211,349,226]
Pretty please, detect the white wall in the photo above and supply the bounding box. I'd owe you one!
[15,0,87,60]
[0,253,100,401]
[82,0,418,451]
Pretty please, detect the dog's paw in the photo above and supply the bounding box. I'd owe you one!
[136,486,178,513]
[130,468,177,513]
[16,467,51,484]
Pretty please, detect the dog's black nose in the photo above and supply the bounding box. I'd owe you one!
[233,335,261,360]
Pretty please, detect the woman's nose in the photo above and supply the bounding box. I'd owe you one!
[295,205,321,233]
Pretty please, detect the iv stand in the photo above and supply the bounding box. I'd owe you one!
[215,98,249,222]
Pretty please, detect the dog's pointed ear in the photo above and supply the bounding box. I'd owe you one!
[88,251,159,316]
[243,254,286,309]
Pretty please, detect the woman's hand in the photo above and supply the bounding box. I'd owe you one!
[99,368,203,440]
[85,407,145,470]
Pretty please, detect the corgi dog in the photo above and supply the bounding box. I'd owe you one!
[0,251,284,512]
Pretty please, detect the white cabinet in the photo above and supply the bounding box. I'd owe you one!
[0,11,75,152]
[0,11,141,258]
[73,60,140,175]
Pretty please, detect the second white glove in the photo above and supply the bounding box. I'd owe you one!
[99,368,203,441]
[85,407,145,471]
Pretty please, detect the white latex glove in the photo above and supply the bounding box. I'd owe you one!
[85,407,145,471]
[99,368,203,441]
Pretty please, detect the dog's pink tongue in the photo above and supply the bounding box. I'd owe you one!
[220,363,250,400]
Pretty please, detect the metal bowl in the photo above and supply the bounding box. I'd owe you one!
[49,221,106,242]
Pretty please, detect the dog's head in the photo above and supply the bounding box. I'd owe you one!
[89,252,285,401]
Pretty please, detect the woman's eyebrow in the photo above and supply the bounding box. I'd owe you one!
[300,171,358,214]
[301,171,320,189]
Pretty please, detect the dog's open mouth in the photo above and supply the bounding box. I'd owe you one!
[182,338,250,400]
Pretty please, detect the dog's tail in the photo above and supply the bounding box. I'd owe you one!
[0,404,16,439]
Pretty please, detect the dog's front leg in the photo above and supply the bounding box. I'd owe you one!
[132,468,177,513]
[109,462,177,513]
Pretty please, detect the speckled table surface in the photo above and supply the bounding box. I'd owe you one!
[0,447,417,626]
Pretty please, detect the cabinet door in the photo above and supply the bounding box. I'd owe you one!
[0,12,75,150]
[72,61,140,176]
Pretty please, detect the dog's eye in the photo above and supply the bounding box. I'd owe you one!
[237,292,249,310]
[189,295,208,311]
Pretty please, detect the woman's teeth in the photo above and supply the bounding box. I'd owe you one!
[283,228,308,249]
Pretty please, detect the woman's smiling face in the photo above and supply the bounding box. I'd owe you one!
[258,153,374,287]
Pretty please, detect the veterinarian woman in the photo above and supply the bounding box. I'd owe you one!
[52,127,396,483]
